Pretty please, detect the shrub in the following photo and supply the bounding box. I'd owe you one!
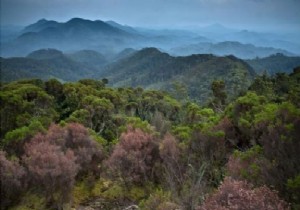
[23,140,78,207]
[226,146,269,185]
[107,126,159,185]
[29,123,104,177]
[198,177,290,210]
[0,151,26,209]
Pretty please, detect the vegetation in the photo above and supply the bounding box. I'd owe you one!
[0,50,97,82]
[100,48,256,103]
[246,53,300,75]
[1,66,299,210]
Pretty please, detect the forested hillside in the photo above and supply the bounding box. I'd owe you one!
[246,53,300,75]
[100,48,256,103]
[0,49,97,82]
[1,67,300,209]
[1,48,256,104]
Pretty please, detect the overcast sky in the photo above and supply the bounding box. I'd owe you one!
[1,0,300,31]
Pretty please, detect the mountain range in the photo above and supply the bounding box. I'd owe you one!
[170,41,293,59]
[1,18,139,57]
[1,18,299,58]
[2,46,300,103]
[246,53,300,75]
[1,49,97,82]
[98,48,256,102]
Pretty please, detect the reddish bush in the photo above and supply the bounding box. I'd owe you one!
[226,146,270,186]
[29,123,103,176]
[214,117,238,148]
[160,134,208,209]
[198,177,290,210]
[159,133,183,192]
[63,123,103,175]
[107,126,159,185]
[160,133,180,162]
[23,140,78,206]
[0,151,26,209]
[21,123,103,207]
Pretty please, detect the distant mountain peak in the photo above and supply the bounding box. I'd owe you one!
[37,18,48,23]
[106,20,119,25]
[67,17,91,23]
[136,47,169,57]
[27,48,64,60]
[140,47,161,53]
[22,18,60,33]
[105,20,138,34]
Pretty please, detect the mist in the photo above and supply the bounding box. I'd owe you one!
[1,0,300,58]
[2,0,300,32]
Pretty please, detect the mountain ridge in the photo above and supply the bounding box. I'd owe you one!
[1,18,139,57]
[1,49,98,82]
[99,47,256,103]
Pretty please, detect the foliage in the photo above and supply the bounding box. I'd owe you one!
[107,126,160,185]
[0,82,57,139]
[29,123,104,177]
[210,79,227,111]
[99,48,255,103]
[0,151,26,209]
[9,193,47,210]
[140,189,180,210]
[246,53,300,75]
[1,71,299,209]
[198,177,290,210]
[227,146,267,185]
[23,139,78,207]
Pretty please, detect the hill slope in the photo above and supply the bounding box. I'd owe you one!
[99,48,256,103]
[66,50,107,68]
[1,18,138,57]
[1,49,97,82]
[245,53,300,75]
[170,41,293,59]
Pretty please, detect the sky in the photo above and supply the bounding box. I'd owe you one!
[1,0,300,31]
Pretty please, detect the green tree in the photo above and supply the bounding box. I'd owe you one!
[211,80,227,112]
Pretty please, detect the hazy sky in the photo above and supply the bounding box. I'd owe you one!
[1,0,300,31]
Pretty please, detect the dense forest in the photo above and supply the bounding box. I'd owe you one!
[1,66,300,209]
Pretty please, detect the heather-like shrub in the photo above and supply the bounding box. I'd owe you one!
[23,140,78,207]
[0,151,26,209]
[29,123,104,176]
[198,177,290,210]
[21,123,104,208]
[226,146,269,185]
[160,133,183,193]
[160,133,207,209]
[107,126,159,185]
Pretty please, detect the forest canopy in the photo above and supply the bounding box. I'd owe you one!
[1,67,300,210]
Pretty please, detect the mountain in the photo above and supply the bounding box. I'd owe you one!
[0,25,23,42]
[1,18,139,57]
[66,50,107,68]
[106,20,139,34]
[1,49,98,82]
[99,48,256,103]
[111,48,137,62]
[246,53,300,75]
[224,30,300,55]
[169,41,294,59]
[21,19,61,33]
[27,48,64,60]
